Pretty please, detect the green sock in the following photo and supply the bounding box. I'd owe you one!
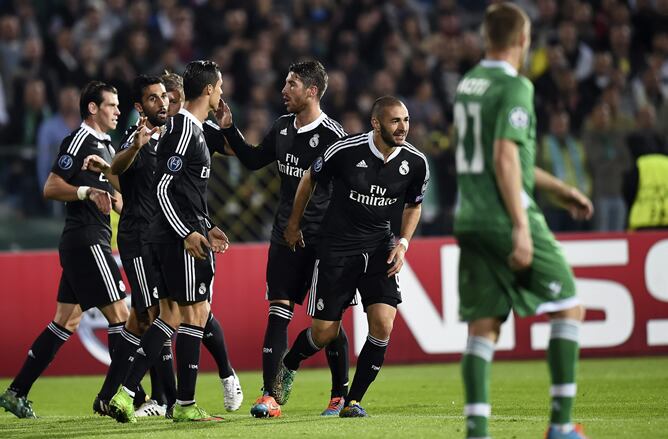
[462,336,494,438]
[547,319,580,425]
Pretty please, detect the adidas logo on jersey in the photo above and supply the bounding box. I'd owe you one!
[280,128,288,135]
[356,160,368,168]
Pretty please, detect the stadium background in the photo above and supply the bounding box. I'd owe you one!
[0,0,666,374]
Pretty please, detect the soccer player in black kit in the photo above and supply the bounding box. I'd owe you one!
[277,96,429,417]
[109,61,230,423]
[217,60,350,417]
[0,81,129,418]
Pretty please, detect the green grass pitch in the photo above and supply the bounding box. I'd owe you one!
[1,357,666,438]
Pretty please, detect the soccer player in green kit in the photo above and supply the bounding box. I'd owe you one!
[453,3,593,439]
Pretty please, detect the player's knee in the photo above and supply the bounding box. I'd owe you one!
[550,304,585,322]
[368,319,393,341]
[311,323,339,347]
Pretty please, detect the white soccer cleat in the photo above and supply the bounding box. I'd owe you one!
[221,371,243,412]
[134,399,167,417]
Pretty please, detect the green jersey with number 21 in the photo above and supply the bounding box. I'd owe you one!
[453,59,539,233]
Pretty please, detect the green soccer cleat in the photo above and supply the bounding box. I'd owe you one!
[108,387,137,423]
[0,389,37,419]
[272,361,296,405]
[339,400,368,418]
[172,403,223,422]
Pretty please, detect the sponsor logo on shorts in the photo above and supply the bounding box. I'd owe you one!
[152,287,159,299]
[58,155,73,170]
[317,298,325,311]
[198,282,207,295]
[548,281,563,297]
[118,280,126,292]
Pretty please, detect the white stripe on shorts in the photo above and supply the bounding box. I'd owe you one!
[91,245,119,302]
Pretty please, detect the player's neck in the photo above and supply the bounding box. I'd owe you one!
[372,132,397,161]
[184,99,210,122]
[294,104,322,129]
[485,50,521,72]
[83,118,108,135]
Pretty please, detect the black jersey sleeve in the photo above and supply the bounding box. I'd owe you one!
[405,149,430,205]
[310,137,346,185]
[154,124,195,239]
[221,122,277,170]
[203,118,233,156]
[51,131,88,182]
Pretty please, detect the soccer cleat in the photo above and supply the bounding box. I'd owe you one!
[221,372,243,412]
[134,399,167,417]
[93,396,111,417]
[109,387,137,423]
[0,389,37,419]
[172,403,223,422]
[250,394,281,418]
[546,424,588,439]
[272,361,296,405]
[165,404,174,419]
[339,400,367,418]
[321,396,345,416]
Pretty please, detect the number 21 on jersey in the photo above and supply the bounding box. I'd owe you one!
[454,101,483,174]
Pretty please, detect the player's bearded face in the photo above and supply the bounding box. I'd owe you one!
[378,104,409,147]
[140,83,169,127]
[282,72,308,114]
[96,91,120,132]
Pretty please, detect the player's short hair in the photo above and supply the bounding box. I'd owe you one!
[482,2,529,51]
[289,60,328,99]
[371,95,405,119]
[182,60,221,101]
[132,75,163,104]
[79,80,117,120]
[161,71,184,96]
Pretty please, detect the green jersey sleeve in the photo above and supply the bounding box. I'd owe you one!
[493,77,534,145]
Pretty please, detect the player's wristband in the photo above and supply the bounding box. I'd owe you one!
[398,237,409,251]
[77,186,90,201]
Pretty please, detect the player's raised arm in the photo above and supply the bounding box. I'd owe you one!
[217,99,277,170]
[111,117,158,175]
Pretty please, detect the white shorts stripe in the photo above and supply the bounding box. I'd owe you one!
[535,297,581,315]
[133,257,152,308]
[91,245,119,302]
[308,259,320,316]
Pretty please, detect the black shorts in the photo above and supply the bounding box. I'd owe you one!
[307,246,402,321]
[57,244,127,311]
[121,243,163,315]
[150,241,214,305]
[266,242,316,305]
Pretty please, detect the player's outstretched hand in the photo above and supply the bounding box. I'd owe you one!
[386,241,407,277]
[208,226,230,254]
[185,232,210,260]
[283,222,304,252]
[215,99,233,129]
[82,154,111,175]
[562,186,594,221]
[134,116,159,149]
[87,188,116,215]
[509,225,533,271]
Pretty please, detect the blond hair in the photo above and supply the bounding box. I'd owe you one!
[482,2,529,51]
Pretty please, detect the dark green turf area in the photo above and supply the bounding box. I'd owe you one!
[1,357,666,438]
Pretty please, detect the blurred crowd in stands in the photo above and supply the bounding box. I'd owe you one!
[1,0,667,237]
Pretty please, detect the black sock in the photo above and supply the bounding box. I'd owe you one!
[347,335,389,403]
[283,328,322,371]
[153,339,176,407]
[202,313,233,379]
[175,324,204,403]
[263,304,293,392]
[325,327,349,398]
[10,322,72,397]
[123,318,174,393]
[98,327,140,400]
[149,366,166,404]
[107,322,124,356]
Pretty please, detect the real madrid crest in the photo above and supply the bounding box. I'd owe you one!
[399,160,410,175]
[309,133,320,148]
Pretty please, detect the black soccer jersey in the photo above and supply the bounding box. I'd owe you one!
[117,125,160,249]
[311,131,430,256]
[148,108,211,243]
[222,112,346,245]
[51,122,117,249]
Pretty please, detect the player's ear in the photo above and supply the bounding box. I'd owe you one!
[371,117,380,131]
[134,102,144,115]
[88,101,98,116]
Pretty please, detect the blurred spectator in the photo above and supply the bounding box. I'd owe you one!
[579,50,614,116]
[71,1,114,58]
[626,105,667,161]
[6,78,51,146]
[557,20,594,80]
[582,103,631,231]
[538,110,592,231]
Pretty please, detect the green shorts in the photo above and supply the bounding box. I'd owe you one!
[456,216,578,322]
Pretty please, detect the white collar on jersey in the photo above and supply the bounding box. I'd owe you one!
[293,111,327,134]
[178,107,203,130]
[480,59,518,77]
[367,131,402,163]
[80,122,112,141]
